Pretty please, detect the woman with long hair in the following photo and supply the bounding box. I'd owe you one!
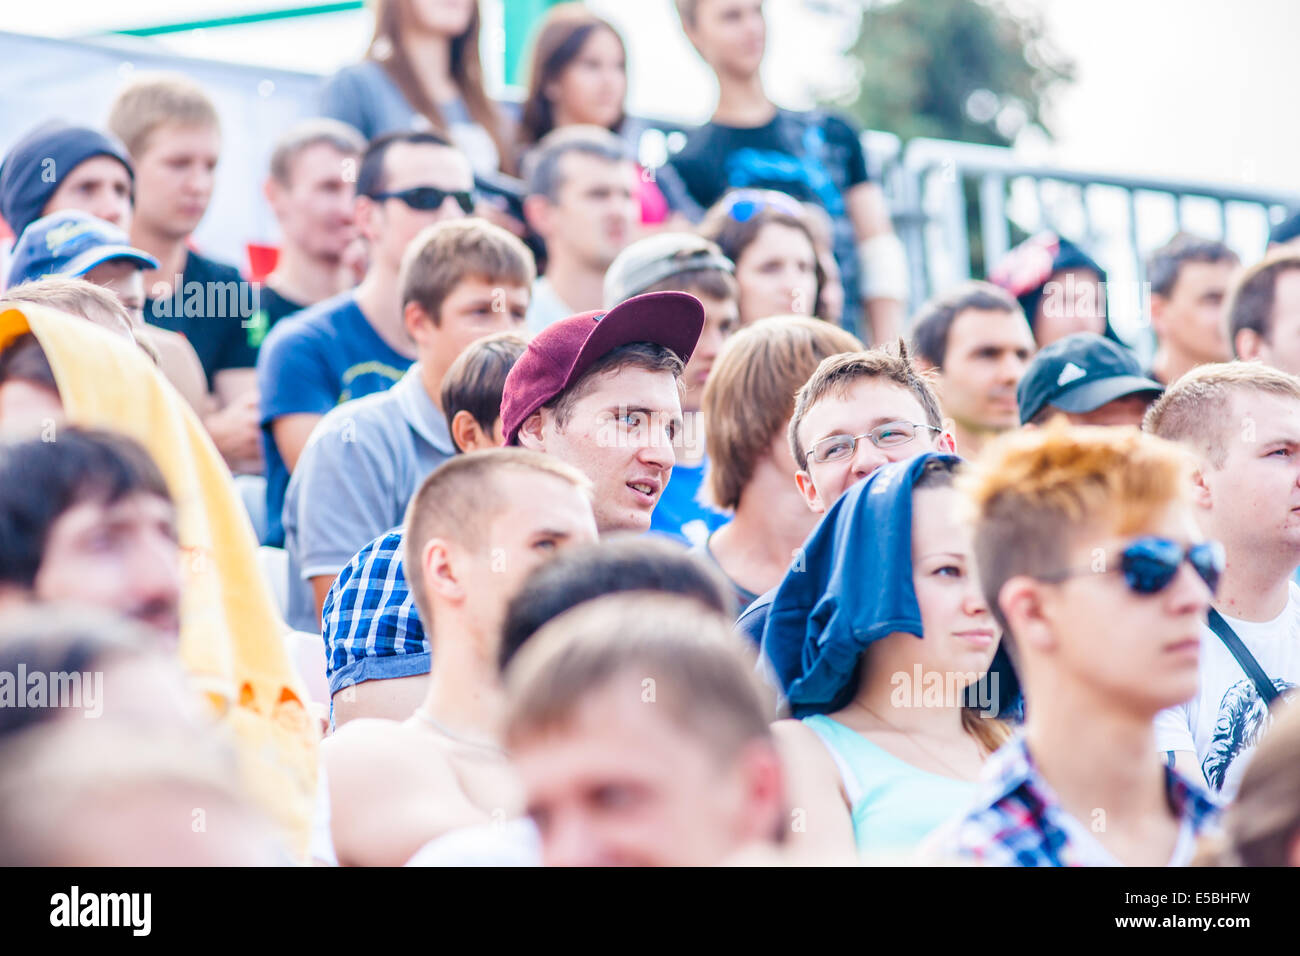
[322,0,512,176]
[768,455,1011,861]
[517,3,695,225]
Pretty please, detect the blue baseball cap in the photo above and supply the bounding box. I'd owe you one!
[6,210,157,289]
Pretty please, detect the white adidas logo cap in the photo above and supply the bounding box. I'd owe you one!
[1056,362,1088,387]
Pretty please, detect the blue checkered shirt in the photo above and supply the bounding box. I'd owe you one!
[320,528,427,696]
[919,734,1221,866]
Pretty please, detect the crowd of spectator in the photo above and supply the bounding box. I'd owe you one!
[0,0,1297,868]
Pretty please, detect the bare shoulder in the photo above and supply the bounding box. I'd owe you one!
[770,718,838,782]
[324,719,476,866]
[323,718,452,781]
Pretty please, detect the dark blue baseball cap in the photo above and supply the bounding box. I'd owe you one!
[1017,332,1163,425]
[6,210,158,289]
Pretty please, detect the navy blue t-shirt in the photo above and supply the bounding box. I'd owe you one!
[669,108,871,329]
[256,292,413,546]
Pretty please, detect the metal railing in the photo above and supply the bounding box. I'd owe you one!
[873,135,1300,344]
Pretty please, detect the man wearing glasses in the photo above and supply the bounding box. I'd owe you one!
[257,130,474,547]
[737,345,953,642]
[922,425,1221,866]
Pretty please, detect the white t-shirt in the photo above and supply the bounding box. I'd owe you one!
[308,763,339,867]
[1154,582,1300,801]
[404,819,541,867]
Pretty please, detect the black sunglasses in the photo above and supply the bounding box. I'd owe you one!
[1043,536,1224,596]
[367,186,475,215]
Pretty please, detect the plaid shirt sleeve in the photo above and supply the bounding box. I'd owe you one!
[320,528,429,696]
[919,736,1222,867]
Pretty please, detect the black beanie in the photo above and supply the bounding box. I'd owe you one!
[0,121,134,238]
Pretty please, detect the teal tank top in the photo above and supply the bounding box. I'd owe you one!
[802,714,979,858]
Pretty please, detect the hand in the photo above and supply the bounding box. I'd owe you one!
[204,390,264,473]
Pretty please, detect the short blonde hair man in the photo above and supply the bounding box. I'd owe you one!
[504,592,786,866]
[1144,361,1300,798]
[107,73,219,158]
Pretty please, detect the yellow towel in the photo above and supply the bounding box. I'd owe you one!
[0,303,317,859]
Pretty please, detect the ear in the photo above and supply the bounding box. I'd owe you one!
[403,299,433,343]
[1148,293,1168,337]
[998,576,1056,656]
[421,537,465,604]
[1190,465,1214,511]
[731,739,787,846]
[262,176,280,213]
[793,470,824,514]
[936,430,957,454]
[522,194,551,237]
[516,410,547,451]
[354,194,381,243]
[451,409,488,453]
[1235,327,1264,362]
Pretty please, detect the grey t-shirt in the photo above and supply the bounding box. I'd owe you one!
[283,365,455,632]
[320,60,502,176]
[524,276,576,334]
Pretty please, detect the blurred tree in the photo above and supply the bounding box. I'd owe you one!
[835,0,1075,145]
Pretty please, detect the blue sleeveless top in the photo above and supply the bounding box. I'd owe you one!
[803,714,979,857]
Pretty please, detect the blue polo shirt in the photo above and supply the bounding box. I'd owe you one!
[257,292,412,546]
[282,364,455,632]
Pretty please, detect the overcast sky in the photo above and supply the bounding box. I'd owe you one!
[5,0,1295,192]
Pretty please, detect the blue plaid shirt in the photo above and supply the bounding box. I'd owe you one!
[920,734,1220,866]
[321,528,427,696]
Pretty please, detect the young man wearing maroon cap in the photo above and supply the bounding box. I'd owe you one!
[314,291,704,727]
[501,290,705,533]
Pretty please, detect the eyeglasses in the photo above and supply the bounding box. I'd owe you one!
[1041,537,1225,596]
[808,422,944,463]
[723,189,805,224]
[367,186,476,215]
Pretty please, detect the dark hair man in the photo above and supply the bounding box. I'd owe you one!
[0,428,180,642]
[911,281,1035,459]
[521,125,640,332]
[256,129,475,546]
[1226,252,1300,379]
[1146,233,1239,386]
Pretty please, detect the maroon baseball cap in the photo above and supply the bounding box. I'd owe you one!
[501,290,705,445]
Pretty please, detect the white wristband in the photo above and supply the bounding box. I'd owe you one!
[857,233,908,302]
